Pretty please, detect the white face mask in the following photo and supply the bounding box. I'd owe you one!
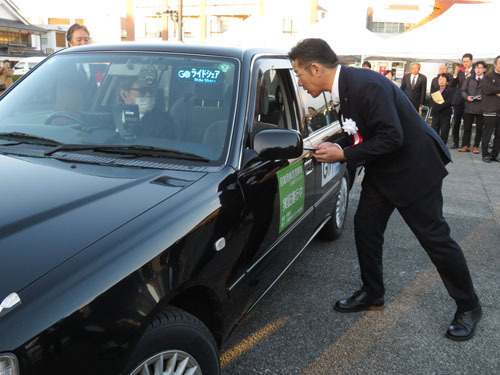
[135,96,155,119]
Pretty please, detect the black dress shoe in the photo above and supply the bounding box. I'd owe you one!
[334,290,384,313]
[483,156,492,163]
[451,144,459,149]
[445,304,482,341]
[491,156,499,162]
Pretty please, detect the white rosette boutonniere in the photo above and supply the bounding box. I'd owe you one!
[342,118,363,145]
[342,118,358,135]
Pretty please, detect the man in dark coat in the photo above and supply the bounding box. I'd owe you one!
[459,61,486,153]
[289,38,481,341]
[480,55,500,163]
[400,62,427,112]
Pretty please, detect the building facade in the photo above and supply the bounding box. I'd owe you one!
[122,0,323,43]
[366,0,434,38]
[0,0,45,63]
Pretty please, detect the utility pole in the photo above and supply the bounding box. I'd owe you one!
[156,0,183,42]
[178,0,183,42]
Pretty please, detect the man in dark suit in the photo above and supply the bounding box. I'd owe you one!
[289,38,481,341]
[449,53,474,148]
[400,62,427,113]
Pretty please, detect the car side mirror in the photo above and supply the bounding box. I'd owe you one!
[252,129,303,160]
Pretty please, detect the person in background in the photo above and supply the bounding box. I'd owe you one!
[327,99,338,123]
[430,73,454,144]
[400,62,427,113]
[459,61,486,153]
[0,60,13,95]
[431,64,453,93]
[308,106,326,131]
[66,23,90,47]
[289,38,481,342]
[480,55,500,163]
[362,61,372,69]
[384,70,393,81]
[450,53,474,149]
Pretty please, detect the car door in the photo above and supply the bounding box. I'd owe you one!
[230,57,315,310]
[293,82,345,229]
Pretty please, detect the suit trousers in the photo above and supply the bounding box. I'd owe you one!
[462,113,484,148]
[354,175,478,312]
[481,115,500,158]
[431,113,451,144]
[452,104,464,146]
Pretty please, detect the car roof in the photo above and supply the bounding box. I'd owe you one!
[56,42,289,63]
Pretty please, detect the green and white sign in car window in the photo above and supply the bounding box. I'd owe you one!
[277,160,305,233]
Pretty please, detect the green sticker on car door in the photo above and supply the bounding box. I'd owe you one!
[277,160,305,233]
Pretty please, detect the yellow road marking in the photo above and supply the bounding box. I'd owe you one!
[220,316,291,368]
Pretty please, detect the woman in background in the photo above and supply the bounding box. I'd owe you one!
[430,73,454,144]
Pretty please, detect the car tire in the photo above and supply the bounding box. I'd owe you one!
[318,172,349,241]
[126,306,220,375]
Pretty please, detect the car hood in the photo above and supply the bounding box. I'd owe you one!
[0,154,206,299]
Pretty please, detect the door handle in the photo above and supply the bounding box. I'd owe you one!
[304,159,314,175]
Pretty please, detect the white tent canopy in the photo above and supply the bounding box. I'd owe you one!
[210,15,296,49]
[291,1,385,58]
[214,2,498,63]
[214,0,384,55]
[367,2,500,62]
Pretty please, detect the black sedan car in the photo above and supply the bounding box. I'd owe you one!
[0,43,350,375]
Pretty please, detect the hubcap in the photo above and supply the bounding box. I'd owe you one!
[130,350,202,375]
[335,177,348,228]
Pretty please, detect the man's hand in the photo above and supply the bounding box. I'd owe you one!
[311,142,345,163]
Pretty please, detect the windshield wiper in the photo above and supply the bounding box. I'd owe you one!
[44,144,210,162]
[0,132,62,146]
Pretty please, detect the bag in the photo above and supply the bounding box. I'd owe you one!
[0,83,6,91]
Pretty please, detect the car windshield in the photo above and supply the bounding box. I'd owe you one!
[0,52,238,164]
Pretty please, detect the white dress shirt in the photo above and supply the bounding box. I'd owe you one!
[331,65,342,104]
[411,74,419,86]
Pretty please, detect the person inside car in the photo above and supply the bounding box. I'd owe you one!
[114,76,176,140]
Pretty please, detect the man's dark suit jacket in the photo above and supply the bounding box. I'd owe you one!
[450,69,474,106]
[399,72,427,110]
[335,66,451,207]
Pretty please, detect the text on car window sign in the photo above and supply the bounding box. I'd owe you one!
[178,68,221,83]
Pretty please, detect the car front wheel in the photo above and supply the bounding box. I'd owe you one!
[318,172,349,241]
[126,306,220,375]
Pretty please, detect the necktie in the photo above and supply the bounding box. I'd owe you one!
[411,76,416,88]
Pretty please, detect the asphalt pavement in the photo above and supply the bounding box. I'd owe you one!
[220,147,500,375]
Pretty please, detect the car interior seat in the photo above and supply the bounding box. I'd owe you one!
[252,85,278,137]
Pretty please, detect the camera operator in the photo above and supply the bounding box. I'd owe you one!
[0,60,13,95]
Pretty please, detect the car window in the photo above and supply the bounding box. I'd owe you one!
[0,52,239,164]
[251,66,302,138]
[297,87,338,134]
[254,69,287,129]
